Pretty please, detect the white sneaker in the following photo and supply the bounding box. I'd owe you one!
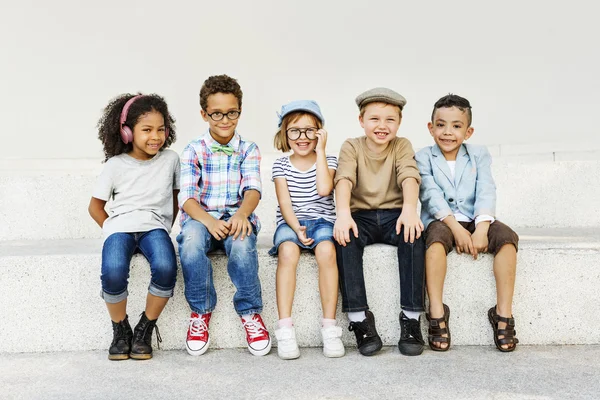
[275,326,300,360]
[321,325,345,358]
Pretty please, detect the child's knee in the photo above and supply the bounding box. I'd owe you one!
[314,241,336,263]
[278,242,300,264]
[178,222,211,257]
[101,265,129,295]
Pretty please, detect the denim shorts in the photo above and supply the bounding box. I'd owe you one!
[269,218,334,256]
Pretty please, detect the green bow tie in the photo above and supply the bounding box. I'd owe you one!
[210,142,234,156]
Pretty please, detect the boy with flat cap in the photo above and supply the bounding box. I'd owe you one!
[333,87,426,356]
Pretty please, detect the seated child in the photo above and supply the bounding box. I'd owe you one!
[334,88,426,357]
[177,75,271,357]
[416,94,519,352]
[270,100,345,359]
[89,93,180,360]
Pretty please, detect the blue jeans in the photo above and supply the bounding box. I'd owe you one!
[335,209,425,313]
[177,219,263,316]
[101,229,177,303]
[268,218,334,256]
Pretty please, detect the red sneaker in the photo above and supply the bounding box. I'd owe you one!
[186,312,211,356]
[241,314,272,356]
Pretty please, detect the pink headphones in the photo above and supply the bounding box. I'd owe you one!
[119,95,169,144]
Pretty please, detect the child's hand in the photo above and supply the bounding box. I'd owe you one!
[451,225,476,258]
[396,208,424,243]
[295,226,315,246]
[229,212,253,240]
[315,129,328,154]
[334,212,359,246]
[471,223,490,260]
[208,218,231,240]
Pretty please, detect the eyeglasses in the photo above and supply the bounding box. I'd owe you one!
[206,110,241,121]
[286,127,318,140]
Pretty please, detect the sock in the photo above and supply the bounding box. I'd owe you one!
[402,310,421,320]
[278,317,293,329]
[241,314,254,323]
[322,318,337,328]
[347,311,366,322]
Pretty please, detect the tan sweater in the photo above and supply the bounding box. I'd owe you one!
[334,136,421,212]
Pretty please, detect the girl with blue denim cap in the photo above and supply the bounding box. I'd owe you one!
[270,100,345,359]
[89,93,180,361]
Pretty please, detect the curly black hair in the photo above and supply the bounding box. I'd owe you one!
[431,94,473,126]
[199,75,243,111]
[97,93,177,161]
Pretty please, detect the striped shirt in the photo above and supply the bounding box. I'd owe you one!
[179,130,262,231]
[272,155,337,226]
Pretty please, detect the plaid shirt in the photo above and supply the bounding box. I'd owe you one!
[179,130,262,231]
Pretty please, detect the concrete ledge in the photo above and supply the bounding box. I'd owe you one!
[1,229,599,353]
[1,159,599,241]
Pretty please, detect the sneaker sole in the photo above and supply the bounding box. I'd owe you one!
[278,348,300,360]
[108,354,130,361]
[248,340,272,356]
[130,353,152,360]
[186,337,210,356]
[358,338,383,356]
[323,348,345,358]
[398,343,424,356]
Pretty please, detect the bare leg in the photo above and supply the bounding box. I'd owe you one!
[314,241,338,320]
[145,293,169,320]
[493,243,517,349]
[106,300,127,323]
[276,242,301,320]
[425,242,448,349]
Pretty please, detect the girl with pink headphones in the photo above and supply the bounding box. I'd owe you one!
[88,93,180,361]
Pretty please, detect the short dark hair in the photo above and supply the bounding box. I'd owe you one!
[431,94,472,126]
[97,93,176,161]
[199,74,243,111]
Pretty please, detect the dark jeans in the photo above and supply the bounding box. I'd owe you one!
[335,209,425,313]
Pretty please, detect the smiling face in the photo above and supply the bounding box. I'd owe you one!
[129,110,166,160]
[286,114,319,157]
[201,92,241,144]
[428,106,474,160]
[359,102,402,153]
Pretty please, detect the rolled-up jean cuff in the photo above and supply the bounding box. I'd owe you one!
[101,289,128,304]
[190,306,215,314]
[401,306,425,312]
[148,284,175,298]
[342,306,369,313]
[237,308,263,317]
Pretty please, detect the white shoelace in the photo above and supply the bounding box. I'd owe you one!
[243,319,266,340]
[189,317,208,337]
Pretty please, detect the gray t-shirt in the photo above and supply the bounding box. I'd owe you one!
[93,149,181,241]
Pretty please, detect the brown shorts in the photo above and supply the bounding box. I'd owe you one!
[425,220,519,255]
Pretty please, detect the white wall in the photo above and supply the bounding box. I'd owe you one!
[1,0,599,160]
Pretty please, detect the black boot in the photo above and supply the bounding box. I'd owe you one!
[130,312,162,360]
[348,310,382,356]
[398,311,425,356]
[108,316,133,361]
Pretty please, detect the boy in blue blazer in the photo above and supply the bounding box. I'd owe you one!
[415,94,519,352]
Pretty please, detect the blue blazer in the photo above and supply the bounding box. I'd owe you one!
[415,144,496,229]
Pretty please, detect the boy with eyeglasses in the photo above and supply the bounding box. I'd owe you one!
[178,74,271,357]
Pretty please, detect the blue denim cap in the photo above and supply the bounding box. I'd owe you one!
[277,100,325,127]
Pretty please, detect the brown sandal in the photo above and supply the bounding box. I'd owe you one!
[488,306,519,352]
[426,304,450,351]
